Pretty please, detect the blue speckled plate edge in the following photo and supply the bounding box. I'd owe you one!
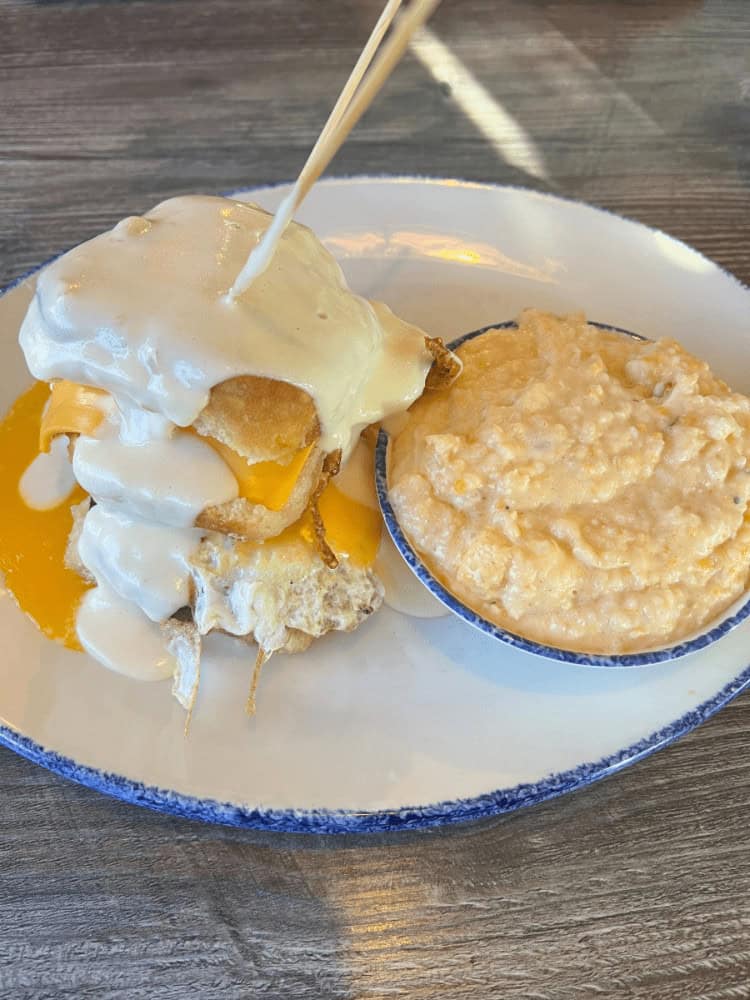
[376,320,750,668]
[1,176,749,833]
[2,658,750,833]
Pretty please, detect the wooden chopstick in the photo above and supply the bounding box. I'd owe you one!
[228,0,440,300]
[227,0,402,299]
[293,0,441,206]
[298,0,403,195]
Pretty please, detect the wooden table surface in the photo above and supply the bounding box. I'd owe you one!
[2,1,750,996]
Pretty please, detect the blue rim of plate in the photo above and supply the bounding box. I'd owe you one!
[376,318,750,667]
[3,657,750,833]
[1,177,749,833]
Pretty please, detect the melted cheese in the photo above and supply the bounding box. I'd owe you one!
[202,435,313,512]
[40,380,107,451]
[207,434,383,564]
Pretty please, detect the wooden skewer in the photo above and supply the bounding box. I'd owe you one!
[294,0,441,204]
[227,0,402,300]
[227,0,440,300]
[297,0,403,193]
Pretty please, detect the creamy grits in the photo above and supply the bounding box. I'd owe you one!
[388,309,750,653]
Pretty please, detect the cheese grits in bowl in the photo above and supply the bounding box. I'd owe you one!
[377,309,750,667]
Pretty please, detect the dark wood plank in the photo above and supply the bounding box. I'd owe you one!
[1,1,750,996]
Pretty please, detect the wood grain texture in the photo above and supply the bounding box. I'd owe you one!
[1,0,750,996]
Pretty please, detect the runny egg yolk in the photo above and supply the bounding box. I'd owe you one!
[0,382,90,649]
[317,484,382,567]
[201,434,314,512]
[3,381,381,651]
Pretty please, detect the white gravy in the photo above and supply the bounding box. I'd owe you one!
[20,195,432,460]
[19,434,76,510]
[76,584,176,681]
[78,504,202,622]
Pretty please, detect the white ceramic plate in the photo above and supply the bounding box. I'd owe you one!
[1,177,749,833]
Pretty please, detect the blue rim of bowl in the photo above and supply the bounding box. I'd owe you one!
[376,318,750,668]
[1,178,749,833]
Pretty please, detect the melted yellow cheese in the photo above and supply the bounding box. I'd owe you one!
[39,380,107,452]
[202,435,313,512]
[200,436,382,564]
[0,382,90,649]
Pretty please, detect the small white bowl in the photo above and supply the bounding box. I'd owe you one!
[376,320,750,668]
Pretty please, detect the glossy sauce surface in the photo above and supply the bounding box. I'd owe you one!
[20,195,433,460]
[19,433,77,511]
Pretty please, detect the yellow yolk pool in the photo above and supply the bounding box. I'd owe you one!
[318,484,382,567]
[0,382,90,649]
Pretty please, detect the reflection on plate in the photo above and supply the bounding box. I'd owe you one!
[0,177,749,832]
